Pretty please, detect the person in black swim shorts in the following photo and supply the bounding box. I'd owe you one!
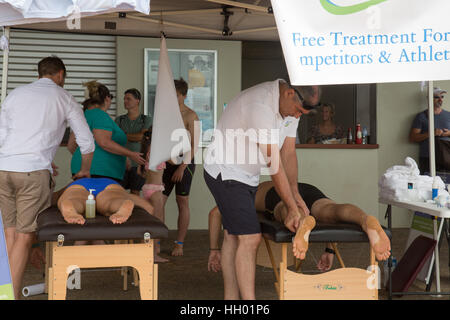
[207,181,391,273]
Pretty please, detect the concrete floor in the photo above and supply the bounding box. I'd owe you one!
[21,228,449,300]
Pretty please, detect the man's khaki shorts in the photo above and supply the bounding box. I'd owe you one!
[0,170,55,233]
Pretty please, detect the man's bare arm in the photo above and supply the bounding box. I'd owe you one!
[186,111,200,162]
[281,137,299,190]
[409,128,429,143]
[67,131,78,154]
[281,137,310,215]
[127,129,148,142]
[259,143,300,232]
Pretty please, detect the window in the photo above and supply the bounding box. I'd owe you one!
[144,48,217,146]
[297,84,377,145]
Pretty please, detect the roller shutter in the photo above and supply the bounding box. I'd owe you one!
[0,29,117,116]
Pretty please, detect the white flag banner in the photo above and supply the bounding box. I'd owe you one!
[271,0,450,85]
[148,36,191,171]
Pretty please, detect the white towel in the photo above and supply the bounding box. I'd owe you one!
[385,156,420,176]
[379,157,448,202]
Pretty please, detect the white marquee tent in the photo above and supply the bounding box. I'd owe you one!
[0,0,446,177]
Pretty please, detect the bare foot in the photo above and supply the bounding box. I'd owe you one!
[61,206,85,225]
[292,216,316,260]
[317,252,334,272]
[109,200,134,224]
[154,254,169,263]
[364,216,391,261]
[171,242,184,256]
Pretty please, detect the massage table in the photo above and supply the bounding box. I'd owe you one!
[257,212,392,300]
[36,206,168,300]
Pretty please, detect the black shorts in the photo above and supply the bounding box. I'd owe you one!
[120,167,145,192]
[265,183,329,213]
[204,171,259,235]
[162,163,196,197]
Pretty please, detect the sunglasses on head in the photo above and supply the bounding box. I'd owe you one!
[434,95,444,99]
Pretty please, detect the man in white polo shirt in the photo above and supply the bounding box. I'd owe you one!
[0,56,95,299]
[204,79,320,300]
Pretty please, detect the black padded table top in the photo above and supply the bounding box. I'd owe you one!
[37,206,169,242]
[258,212,392,243]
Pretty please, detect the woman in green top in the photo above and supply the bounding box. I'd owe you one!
[68,81,145,181]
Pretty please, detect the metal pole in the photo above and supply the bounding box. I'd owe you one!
[1,26,10,105]
[428,81,436,177]
[433,217,442,296]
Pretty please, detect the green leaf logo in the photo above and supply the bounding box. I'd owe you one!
[320,0,387,15]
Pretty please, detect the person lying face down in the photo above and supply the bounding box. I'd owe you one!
[54,177,154,225]
[208,181,391,273]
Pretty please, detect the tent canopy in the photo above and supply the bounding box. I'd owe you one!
[0,0,150,26]
[0,0,278,42]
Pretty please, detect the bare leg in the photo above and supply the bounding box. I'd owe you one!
[221,230,239,299]
[128,193,154,215]
[7,231,34,299]
[145,169,167,261]
[130,192,169,263]
[96,184,134,224]
[311,199,391,261]
[235,233,261,300]
[172,195,190,256]
[57,185,88,225]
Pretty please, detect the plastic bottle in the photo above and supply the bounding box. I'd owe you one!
[355,124,362,144]
[85,189,96,219]
[362,127,368,144]
[432,177,439,200]
[347,128,353,144]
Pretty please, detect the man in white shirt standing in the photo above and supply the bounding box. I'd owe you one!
[204,79,320,300]
[0,56,95,299]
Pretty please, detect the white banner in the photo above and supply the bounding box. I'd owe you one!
[271,0,450,85]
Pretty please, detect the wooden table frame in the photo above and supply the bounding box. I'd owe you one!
[44,238,158,300]
[262,238,378,300]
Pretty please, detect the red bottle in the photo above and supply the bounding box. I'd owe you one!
[355,124,362,144]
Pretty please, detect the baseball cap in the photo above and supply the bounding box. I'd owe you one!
[434,87,447,96]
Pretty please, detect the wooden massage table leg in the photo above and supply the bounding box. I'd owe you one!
[279,243,287,300]
[44,242,52,294]
[48,240,157,300]
[263,238,280,285]
[331,243,346,268]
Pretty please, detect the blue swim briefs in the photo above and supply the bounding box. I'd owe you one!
[68,178,120,197]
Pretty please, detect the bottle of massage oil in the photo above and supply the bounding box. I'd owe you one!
[86,189,96,219]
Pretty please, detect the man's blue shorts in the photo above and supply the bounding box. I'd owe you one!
[204,171,259,235]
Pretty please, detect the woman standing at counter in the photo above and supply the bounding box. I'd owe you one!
[307,103,344,144]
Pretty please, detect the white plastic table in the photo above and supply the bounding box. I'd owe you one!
[379,198,450,298]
